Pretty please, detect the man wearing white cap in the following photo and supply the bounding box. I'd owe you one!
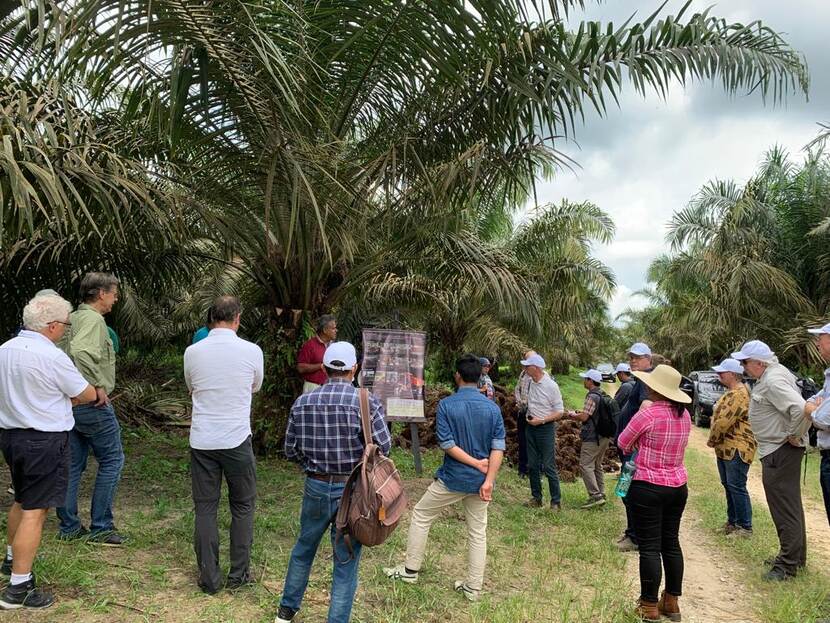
[279,341,391,623]
[732,340,808,581]
[572,370,615,508]
[184,296,264,594]
[707,359,755,537]
[614,363,636,412]
[804,323,830,526]
[520,353,564,511]
[615,342,654,552]
[513,351,536,477]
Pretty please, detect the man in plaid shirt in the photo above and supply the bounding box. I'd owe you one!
[277,341,391,623]
[570,369,612,509]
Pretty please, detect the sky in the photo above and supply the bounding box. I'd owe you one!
[530,0,830,321]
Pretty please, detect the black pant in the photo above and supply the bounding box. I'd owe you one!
[820,451,830,527]
[191,437,257,592]
[517,407,528,475]
[628,480,688,602]
[761,444,806,574]
[620,451,637,543]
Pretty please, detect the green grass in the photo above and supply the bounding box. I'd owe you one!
[0,426,646,623]
[555,370,591,411]
[5,423,828,622]
[684,447,830,623]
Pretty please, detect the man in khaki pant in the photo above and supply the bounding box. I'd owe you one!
[385,354,505,601]
[571,369,612,509]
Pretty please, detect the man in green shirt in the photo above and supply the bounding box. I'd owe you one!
[56,273,127,546]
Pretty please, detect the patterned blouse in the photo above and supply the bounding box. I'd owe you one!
[708,384,756,463]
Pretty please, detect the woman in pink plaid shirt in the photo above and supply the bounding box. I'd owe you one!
[618,365,691,623]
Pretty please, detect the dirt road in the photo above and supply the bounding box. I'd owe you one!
[623,505,761,623]
[686,426,830,564]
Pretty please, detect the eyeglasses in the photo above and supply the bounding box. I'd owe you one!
[49,320,72,327]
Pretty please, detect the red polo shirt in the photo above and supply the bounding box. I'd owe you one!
[298,336,328,385]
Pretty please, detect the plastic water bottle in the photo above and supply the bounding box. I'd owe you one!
[615,455,637,498]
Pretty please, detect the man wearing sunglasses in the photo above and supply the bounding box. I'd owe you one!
[0,295,95,609]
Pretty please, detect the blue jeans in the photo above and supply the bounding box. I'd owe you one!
[57,403,125,535]
[280,477,362,623]
[820,452,830,527]
[716,453,752,530]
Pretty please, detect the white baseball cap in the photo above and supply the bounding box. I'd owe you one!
[628,342,652,357]
[520,353,546,368]
[712,358,744,374]
[615,363,631,373]
[730,340,775,362]
[323,341,357,370]
[808,323,830,335]
[579,369,603,383]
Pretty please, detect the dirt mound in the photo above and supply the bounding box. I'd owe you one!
[396,386,620,481]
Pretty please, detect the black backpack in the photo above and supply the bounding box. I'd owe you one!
[590,390,619,439]
[796,376,820,447]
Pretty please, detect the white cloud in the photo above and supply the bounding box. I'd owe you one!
[608,285,648,324]
[519,0,830,315]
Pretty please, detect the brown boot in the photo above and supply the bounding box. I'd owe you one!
[658,591,681,622]
[634,599,660,622]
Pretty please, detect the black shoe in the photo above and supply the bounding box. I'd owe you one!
[0,578,54,610]
[87,531,127,547]
[57,527,89,542]
[225,573,252,590]
[198,581,220,596]
[763,567,795,582]
[0,556,11,576]
[276,605,298,622]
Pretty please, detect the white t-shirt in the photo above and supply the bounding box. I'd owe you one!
[184,328,264,450]
[526,373,564,421]
[0,331,89,432]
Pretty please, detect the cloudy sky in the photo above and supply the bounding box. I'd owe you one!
[531,0,830,320]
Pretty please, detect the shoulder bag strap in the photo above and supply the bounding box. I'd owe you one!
[359,388,373,447]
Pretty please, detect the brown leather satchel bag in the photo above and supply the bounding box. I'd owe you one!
[335,389,407,557]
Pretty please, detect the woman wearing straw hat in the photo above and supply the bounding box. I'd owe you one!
[617,365,691,623]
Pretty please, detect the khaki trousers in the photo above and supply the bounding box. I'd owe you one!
[579,437,611,499]
[404,479,489,590]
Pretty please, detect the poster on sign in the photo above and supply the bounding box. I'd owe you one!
[360,328,427,422]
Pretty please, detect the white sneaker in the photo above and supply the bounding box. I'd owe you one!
[384,564,418,584]
[453,581,480,602]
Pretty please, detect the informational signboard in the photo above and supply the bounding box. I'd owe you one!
[360,328,427,422]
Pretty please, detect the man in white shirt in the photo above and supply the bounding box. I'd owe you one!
[183,296,264,594]
[0,295,95,610]
[520,353,565,511]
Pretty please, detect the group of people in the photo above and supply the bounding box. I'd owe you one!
[2,280,830,622]
[587,335,830,623]
[0,274,127,609]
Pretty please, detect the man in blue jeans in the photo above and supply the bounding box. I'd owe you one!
[57,272,126,546]
[278,341,391,623]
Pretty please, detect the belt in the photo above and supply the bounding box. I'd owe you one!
[307,472,350,483]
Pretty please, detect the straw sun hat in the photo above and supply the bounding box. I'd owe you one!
[632,364,691,404]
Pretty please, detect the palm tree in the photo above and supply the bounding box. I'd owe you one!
[4,0,808,319]
[634,148,830,371]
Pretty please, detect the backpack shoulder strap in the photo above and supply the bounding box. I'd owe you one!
[359,388,372,447]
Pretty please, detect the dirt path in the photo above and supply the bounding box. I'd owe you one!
[686,427,830,565]
[623,506,761,623]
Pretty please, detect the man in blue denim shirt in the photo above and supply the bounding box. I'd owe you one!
[805,323,830,526]
[385,354,505,602]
